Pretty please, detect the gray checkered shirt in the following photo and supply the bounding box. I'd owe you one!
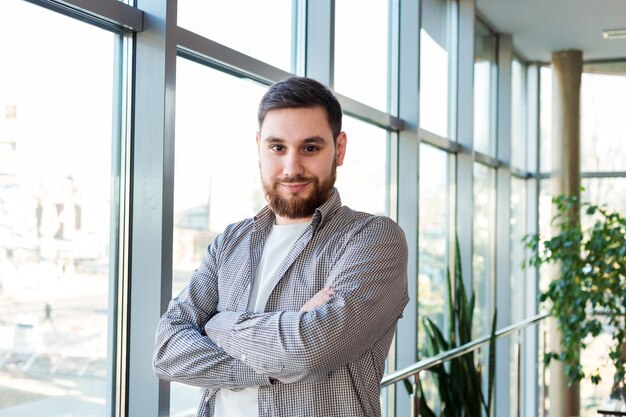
[154,189,409,417]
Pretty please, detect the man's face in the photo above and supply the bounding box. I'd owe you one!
[257,106,347,224]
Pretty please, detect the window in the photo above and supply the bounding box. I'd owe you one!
[472,162,496,337]
[419,0,456,139]
[539,66,552,174]
[418,144,451,344]
[511,58,527,170]
[335,116,390,216]
[509,176,527,416]
[578,63,626,412]
[581,62,626,172]
[473,20,497,156]
[178,0,295,72]
[334,0,390,111]
[418,143,453,412]
[0,1,121,415]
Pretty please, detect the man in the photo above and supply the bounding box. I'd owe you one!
[153,76,408,417]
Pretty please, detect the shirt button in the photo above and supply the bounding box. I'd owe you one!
[241,354,247,362]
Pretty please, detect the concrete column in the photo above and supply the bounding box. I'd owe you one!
[551,50,582,197]
[548,49,582,417]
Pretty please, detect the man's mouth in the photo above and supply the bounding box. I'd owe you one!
[279,182,310,193]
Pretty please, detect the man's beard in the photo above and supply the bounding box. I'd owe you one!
[262,163,336,220]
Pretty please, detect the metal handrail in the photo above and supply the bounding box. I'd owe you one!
[381,312,549,387]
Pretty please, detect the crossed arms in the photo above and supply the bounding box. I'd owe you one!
[153,217,408,389]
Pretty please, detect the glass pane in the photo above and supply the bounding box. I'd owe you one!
[178,0,294,72]
[0,1,118,415]
[509,176,527,416]
[510,177,527,324]
[419,0,455,138]
[473,20,497,156]
[335,116,389,216]
[418,143,452,413]
[172,58,267,413]
[539,66,552,174]
[418,144,451,345]
[582,178,626,222]
[537,179,553,293]
[581,63,626,172]
[511,58,527,170]
[472,163,495,337]
[334,0,389,111]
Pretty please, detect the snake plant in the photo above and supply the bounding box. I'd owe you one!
[406,238,497,417]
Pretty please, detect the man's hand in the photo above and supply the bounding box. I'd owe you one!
[300,285,335,312]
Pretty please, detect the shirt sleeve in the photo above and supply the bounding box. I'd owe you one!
[204,217,409,384]
[152,229,271,390]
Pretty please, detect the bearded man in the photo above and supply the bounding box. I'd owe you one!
[153,76,409,417]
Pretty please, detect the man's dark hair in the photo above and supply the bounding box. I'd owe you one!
[258,76,343,140]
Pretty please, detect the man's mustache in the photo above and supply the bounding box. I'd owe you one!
[274,175,315,184]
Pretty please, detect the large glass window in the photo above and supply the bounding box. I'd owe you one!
[177,0,295,72]
[473,20,497,156]
[472,163,496,337]
[0,1,120,415]
[418,144,451,345]
[510,176,527,415]
[419,0,456,139]
[335,116,390,216]
[418,143,453,412]
[510,177,527,324]
[539,66,552,174]
[334,0,390,111]
[511,58,527,170]
[581,62,626,172]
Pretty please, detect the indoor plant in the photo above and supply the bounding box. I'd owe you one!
[406,239,497,417]
[524,194,626,392]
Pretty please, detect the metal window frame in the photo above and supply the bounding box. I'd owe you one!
[128,1,178,417]
[25,0,143,32]
[394,0,420,414]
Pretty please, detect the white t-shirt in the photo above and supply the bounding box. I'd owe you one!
[214,221,309,417]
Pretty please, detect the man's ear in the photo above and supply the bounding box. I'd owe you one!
[335,132,347,166]
[256,131,260,147]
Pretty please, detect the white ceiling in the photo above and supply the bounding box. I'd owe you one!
[476,0,626,62]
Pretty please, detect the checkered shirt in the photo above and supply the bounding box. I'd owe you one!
[153,189,409,417]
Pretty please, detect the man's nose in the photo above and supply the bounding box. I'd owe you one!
[283,152,305,177]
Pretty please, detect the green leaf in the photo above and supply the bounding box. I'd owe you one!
[403,378,413,395]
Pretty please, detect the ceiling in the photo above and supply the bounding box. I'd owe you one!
[476,0,626,63]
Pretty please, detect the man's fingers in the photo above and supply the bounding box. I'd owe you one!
[300,285,335,312]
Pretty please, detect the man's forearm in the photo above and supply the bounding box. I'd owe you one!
[153,310,272,390]
[204,310,331,384]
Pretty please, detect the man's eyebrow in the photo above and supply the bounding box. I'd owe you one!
[263,136,285,144]
[302,136,327,144]
[263,136,328,144]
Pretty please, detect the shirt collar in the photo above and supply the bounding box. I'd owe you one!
[253,187,343,233]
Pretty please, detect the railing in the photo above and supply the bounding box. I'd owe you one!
[381,313,549,417]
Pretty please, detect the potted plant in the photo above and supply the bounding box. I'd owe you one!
[524,194,626,394]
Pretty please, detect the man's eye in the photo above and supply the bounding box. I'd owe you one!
[303,146,319,153]
[270,145,285,152]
